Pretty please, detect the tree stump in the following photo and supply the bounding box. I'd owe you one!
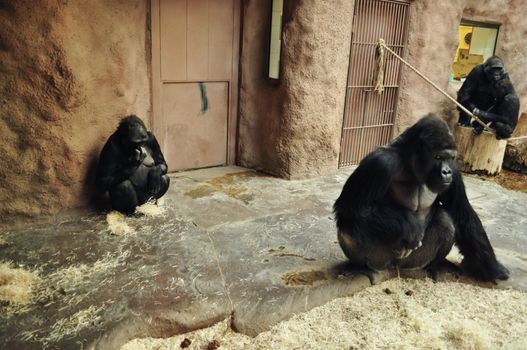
[453,125,507,175]
[504,112,527,173]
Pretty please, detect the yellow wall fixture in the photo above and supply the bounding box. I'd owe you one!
[268,0,283,80]
[451,22,499,81]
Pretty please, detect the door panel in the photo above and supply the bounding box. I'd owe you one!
[152,0,240,172]
[159,0,187,81]
[162,82,228,171]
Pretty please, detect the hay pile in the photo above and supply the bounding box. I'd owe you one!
[106,200,166,236]
[121,278,527,350]
[2,251,129,345]
[106,211,135,236]
[0,262,41,309]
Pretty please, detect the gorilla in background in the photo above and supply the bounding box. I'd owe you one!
[457,56,520,139]
[96,115,170,214]
[334,114,509,282]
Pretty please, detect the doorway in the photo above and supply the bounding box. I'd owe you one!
[339,0,410,167]
[151,0,241,172]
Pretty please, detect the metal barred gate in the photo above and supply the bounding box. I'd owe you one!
[339,0,410,167]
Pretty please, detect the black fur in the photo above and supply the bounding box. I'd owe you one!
[95,115,170,214]
[334,114,509,282]
[457,56,520,139]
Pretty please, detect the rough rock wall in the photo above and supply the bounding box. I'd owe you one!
[396,0,527,134]
[238,0,353,179]
[396,1,462,132]
[0,0,150,221]
[237,0,285,176]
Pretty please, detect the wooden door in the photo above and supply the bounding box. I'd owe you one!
[151,0,240,171]
[339,0,410,167]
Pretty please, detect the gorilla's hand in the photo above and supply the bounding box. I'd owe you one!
[461,255,509,282]
[129,147,146,167]
[472,107,481,117]
[148,165,164,195]
[392,233,423,259]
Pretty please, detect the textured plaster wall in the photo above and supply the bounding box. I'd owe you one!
[0,0,150,221]
[396,0,527,134]
[238,0,353,179]
[240,0,527,178]
[237,0,285,176]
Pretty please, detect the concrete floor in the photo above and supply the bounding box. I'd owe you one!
[1,166,526,350]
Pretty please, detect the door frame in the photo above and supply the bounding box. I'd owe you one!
[150,0,241,169]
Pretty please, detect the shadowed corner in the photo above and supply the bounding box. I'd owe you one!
[83,148,110,212]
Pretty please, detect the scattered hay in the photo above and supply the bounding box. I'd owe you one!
[0,262,41,309]
[106,211,134,236]
[121,278,527,350]
[41,305,104,344]
[121,319,251,350]
[10,251,128,345]
[136,201,166,217]
[2,249,128,319]
[44,251,127,296]
[106,201,166,235]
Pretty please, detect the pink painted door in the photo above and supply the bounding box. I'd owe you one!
[152,0,240,171]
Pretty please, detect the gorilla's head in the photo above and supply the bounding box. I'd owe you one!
[483,56,506,83]
[116,115,149,152]
[396,114,458,193]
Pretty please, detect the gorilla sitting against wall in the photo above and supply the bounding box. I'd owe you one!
[334,114,509,282]
[457,56,520,139]
[96,115,170,214]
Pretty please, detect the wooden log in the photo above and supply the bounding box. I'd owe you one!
[453,125,507,175]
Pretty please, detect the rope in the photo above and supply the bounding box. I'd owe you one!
[374,39,385,93]
[375,38,492,132]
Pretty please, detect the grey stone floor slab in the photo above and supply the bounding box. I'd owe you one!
[0,166,526,349]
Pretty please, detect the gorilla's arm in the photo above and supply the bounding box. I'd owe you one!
[475,94,520,125]
[457,66,482,113]
[438,170,509,281]
[146,132,168,194]
[96,136,138,192]
[146,132,168,174]
[334,147,401,236]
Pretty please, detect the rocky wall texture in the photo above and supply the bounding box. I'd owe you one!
[396,0,527,134]
[0,0,150,222]
[237,0,285,177]
[238,0,353,179]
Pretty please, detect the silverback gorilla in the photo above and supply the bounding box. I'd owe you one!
[96,115,170,214]
[334,114,509,282]
[457,56,520,139]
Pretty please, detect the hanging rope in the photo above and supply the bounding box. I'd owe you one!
[375,38,492,132]
[374,39,385,93]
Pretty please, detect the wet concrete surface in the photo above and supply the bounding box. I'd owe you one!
[0,166,526,349]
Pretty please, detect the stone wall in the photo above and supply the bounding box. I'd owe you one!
[2,0,527,220]
[396,0,527,133]
[0,0,150,222]
[239,0,527,178]
[238,0,353,179]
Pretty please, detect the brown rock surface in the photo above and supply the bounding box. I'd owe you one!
[0,0,149,222]
[238,0,353,179]
[398,0,527,133]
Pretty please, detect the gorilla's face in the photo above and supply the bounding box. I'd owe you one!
[411,148,457,193]
[119,120,149,152]
[484,66,505,83]
[483,57,506,83]
[425,149,457,193]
